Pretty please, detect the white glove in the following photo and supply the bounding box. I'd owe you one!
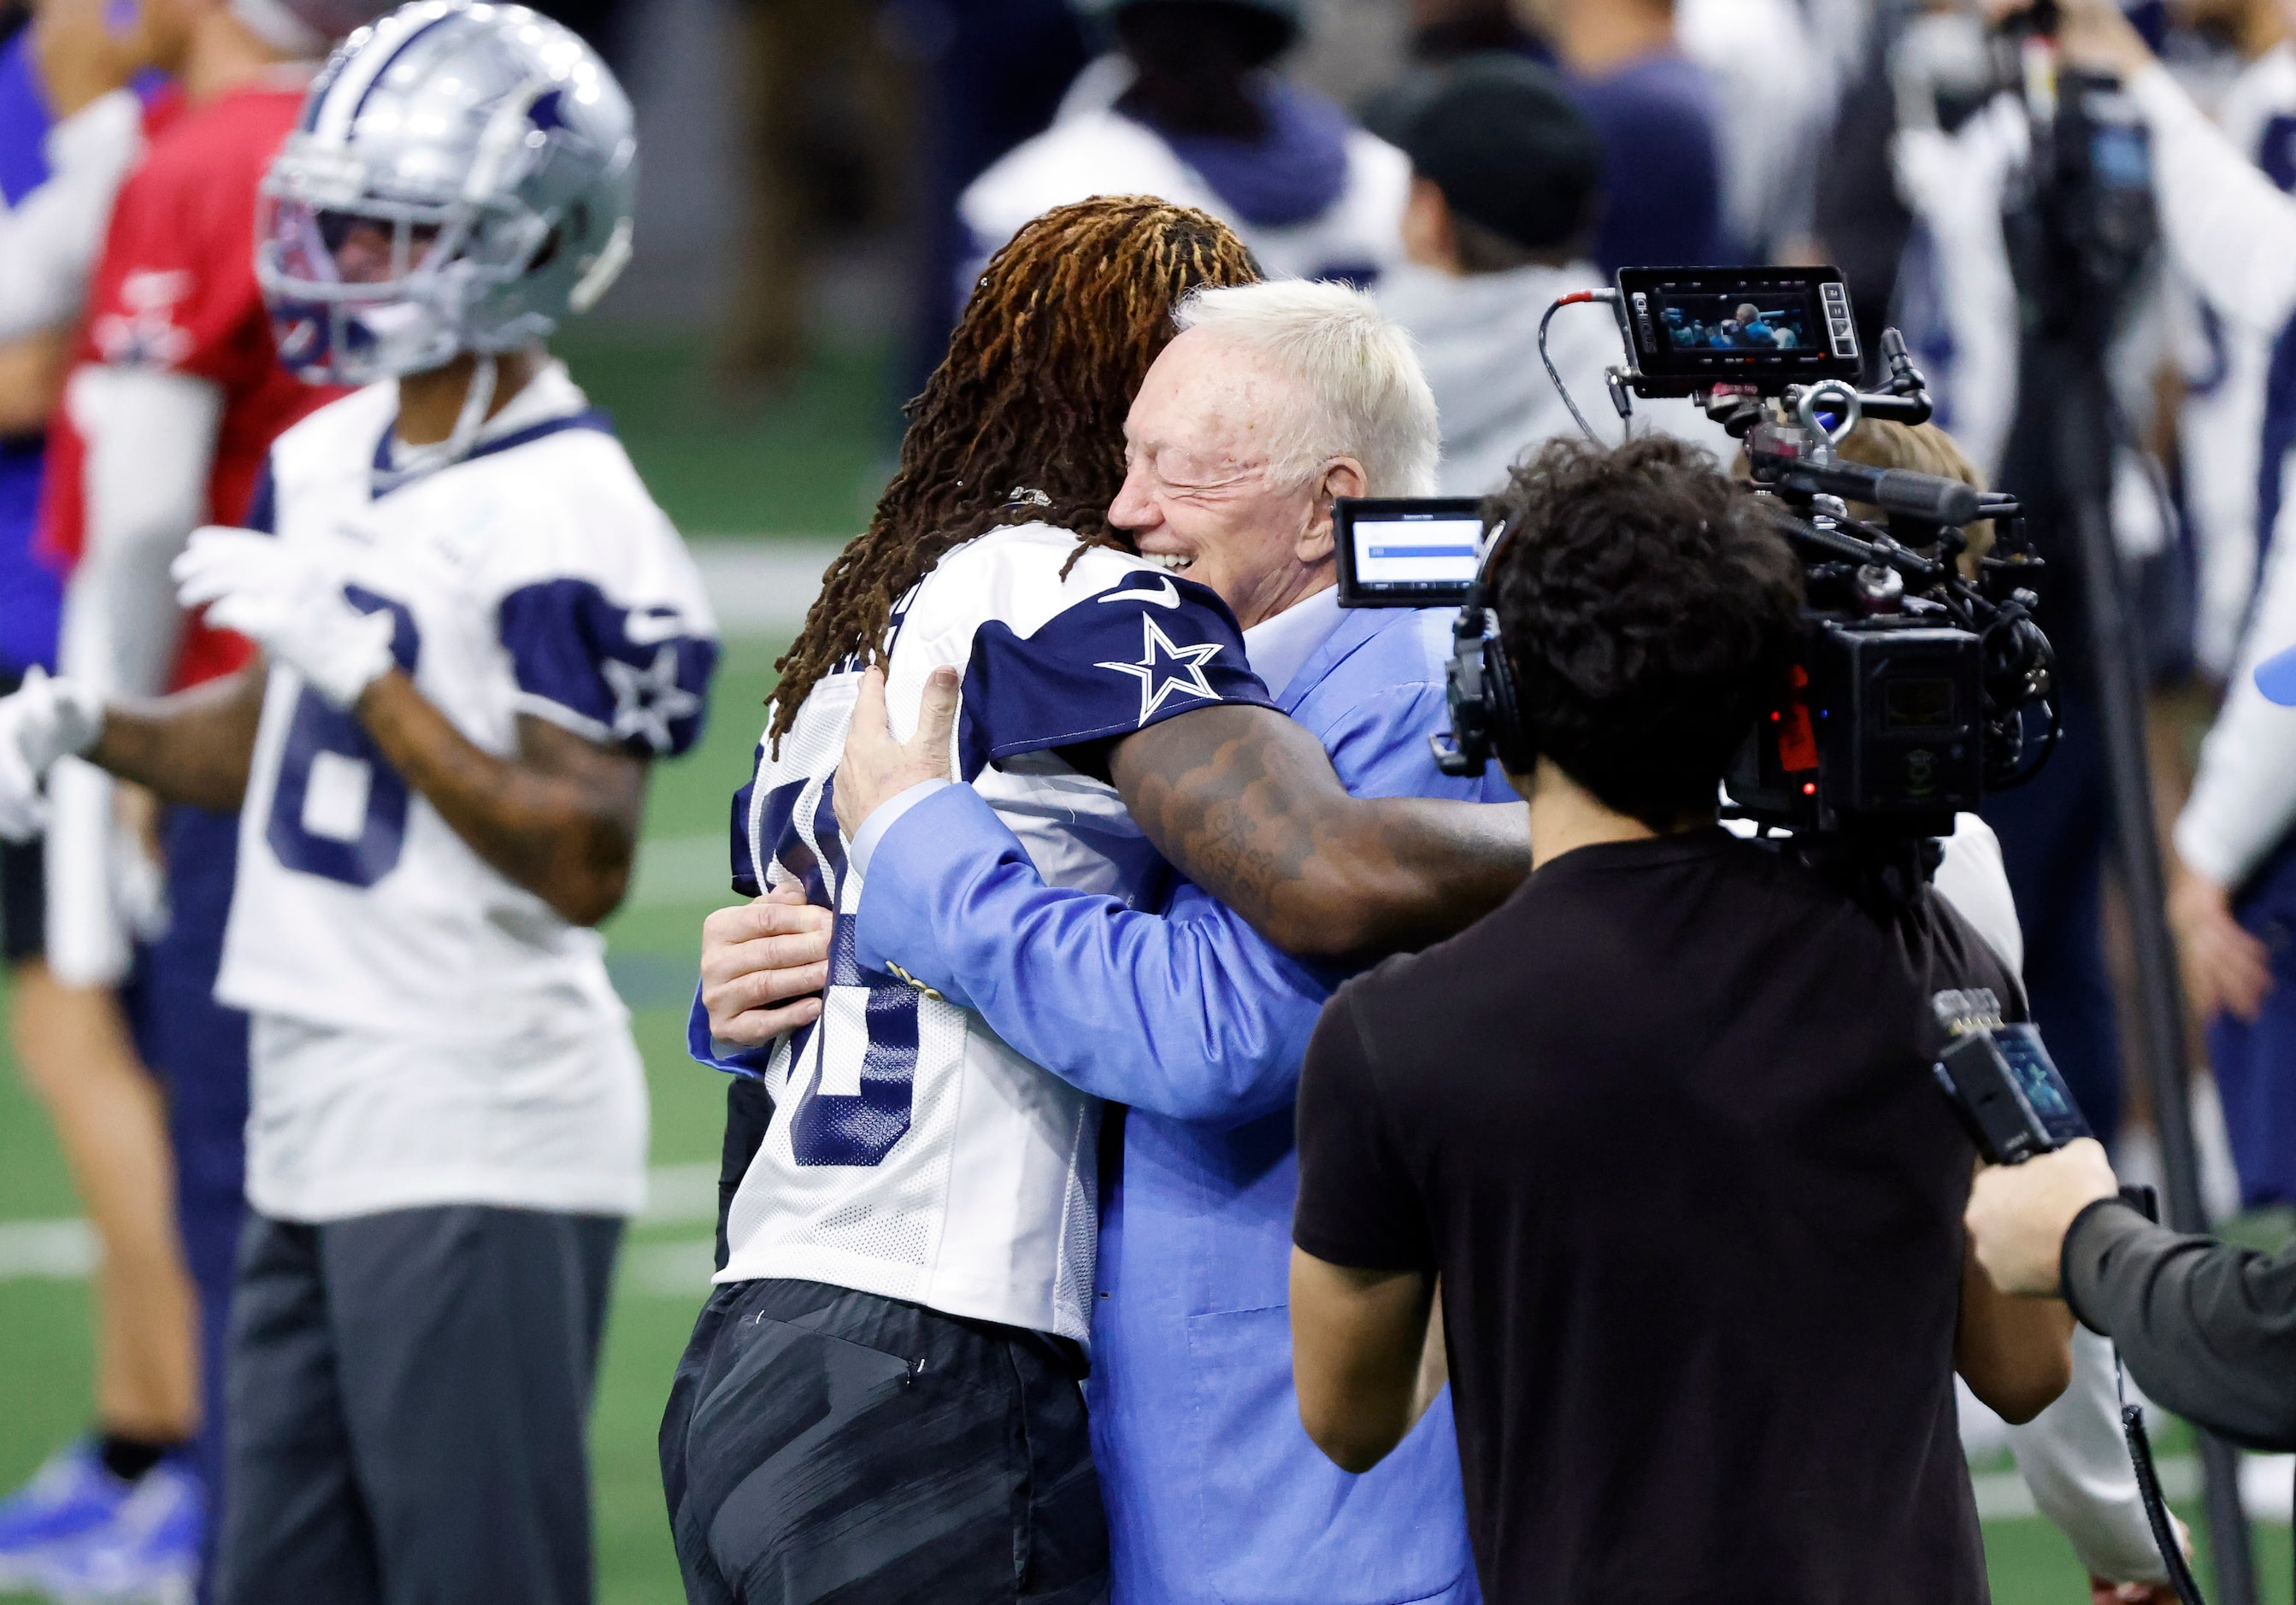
[172,526,396,709]
[0,667,106,842]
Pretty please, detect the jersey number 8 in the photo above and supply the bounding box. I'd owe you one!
[266,588,421,888]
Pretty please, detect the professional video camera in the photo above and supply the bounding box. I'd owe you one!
[1333,265,2058,888]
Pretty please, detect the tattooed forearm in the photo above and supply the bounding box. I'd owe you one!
[91,666,267,809]
[356,672,646,926]
[1107,704,1530,959]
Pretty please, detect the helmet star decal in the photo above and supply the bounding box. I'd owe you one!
[1096,614,1227,726]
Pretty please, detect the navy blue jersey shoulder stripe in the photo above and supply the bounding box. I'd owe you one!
[368,409,616,500]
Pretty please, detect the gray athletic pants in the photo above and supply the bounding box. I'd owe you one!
[215,1206,622,1605]
[661,1277,1110,1605]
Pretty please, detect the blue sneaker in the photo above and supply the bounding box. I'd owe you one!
[0,1442,132,1584]
[35,1460,202,1605]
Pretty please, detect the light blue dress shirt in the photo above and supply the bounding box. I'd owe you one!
[847,597,1515,1605]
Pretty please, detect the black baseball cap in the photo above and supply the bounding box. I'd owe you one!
[1364,53,1604,252]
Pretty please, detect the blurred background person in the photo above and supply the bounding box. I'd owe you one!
[0,0,213,1594]
[960,0,1410,290]
[1366,52,1733,491]
[2162,0,2294,689]
[1508,0,1727,272]
[1367,54,1611,493]
[19,0,387,1590]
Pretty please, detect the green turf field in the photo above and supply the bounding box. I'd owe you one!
[0,336,2287,1602]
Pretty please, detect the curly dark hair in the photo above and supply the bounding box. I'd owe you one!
[766,196,1263,751]
[1487,434,1804,830]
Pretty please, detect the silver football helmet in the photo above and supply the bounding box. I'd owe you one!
[256,0,636,385]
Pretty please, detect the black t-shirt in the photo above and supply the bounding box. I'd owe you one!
[1293,829,2018,1605]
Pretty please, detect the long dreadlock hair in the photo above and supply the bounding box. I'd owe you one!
[767,195,1263,750]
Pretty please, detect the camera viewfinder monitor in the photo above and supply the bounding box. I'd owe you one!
[1618,266,1863,397]
[1333,497,1487,608]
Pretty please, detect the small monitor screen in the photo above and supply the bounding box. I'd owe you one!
[1616,266,1861,395]
[1333,498,1487,608]
[1657,293,1815,355]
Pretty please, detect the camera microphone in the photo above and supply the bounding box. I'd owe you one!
[1772,459,1986,527]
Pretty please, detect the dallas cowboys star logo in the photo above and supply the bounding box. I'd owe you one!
[603,644,703,752]
[1096,614,1225,726]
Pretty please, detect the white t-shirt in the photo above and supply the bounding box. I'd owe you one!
[219,362,717,1222]
[718,522,1279,1341]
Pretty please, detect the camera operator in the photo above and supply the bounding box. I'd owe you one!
[1289,435,2076,1601]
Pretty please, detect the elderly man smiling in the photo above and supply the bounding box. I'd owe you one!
[712,278,1508,1604]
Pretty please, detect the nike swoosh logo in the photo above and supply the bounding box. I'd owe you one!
[1098,575,1180,609]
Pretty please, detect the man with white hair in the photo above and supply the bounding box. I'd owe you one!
[712,278,1510,1602]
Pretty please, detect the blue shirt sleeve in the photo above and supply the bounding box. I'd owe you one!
[957,571,1275,779]
[686,979,776,1079]
[497,579,719,758]
[852,782,1331,1128]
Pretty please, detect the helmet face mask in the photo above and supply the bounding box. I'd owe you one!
[257,0,637,387]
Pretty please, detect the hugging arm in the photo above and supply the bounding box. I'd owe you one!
[851,780,1327,1125]
[1104,704,1528,960]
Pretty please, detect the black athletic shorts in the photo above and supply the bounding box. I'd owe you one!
[661,1277,1109,1605]
[0,667,41,966]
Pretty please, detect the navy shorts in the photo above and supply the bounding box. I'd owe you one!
[0,667,40,964]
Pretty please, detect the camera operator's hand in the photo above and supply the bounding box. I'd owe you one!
[2169,860,2272,1024]
[832,665,959,844]
[1966,1138,2121,1296]
[2092,1568,2184,1602]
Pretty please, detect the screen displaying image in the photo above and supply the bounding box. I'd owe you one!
[1351,516,1484,589]
[1658,292,1814,354]
[2000,1028,2090,1143]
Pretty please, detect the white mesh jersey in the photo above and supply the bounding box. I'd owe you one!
[218,366,719,1044]
[716,522,1275,1340]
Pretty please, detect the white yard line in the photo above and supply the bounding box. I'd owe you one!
[0,1162,723,1285]
[629,834,734,908]
[686,536,846,636]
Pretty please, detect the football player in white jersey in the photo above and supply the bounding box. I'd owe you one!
[664,197,1528,1605]
[0,6,713,1602]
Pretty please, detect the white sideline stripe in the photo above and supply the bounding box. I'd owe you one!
[0,1218,97,1279]
[0,1162,724,1284]
[630,833,734,908]
[687,536,847,635]
[1969,1453,2294,1523]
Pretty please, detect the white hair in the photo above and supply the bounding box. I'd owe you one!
[1173,279,1440,496]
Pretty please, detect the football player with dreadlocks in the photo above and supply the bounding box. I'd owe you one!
[667,196,1526,1604]
[0,4,714,1600]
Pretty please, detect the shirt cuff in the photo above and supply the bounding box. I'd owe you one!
[2061,1196,2151,1332]
[849,779,951,879]
[2173,808,2242,891]
[44,88,139,174]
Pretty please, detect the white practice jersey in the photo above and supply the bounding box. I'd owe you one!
[957,67,1408,292]
[718,523,1277,1341]
[217,364,717,1220]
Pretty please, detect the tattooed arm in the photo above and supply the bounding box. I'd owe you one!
[356,670,646,926]
[836,667,1528,961]
[1102,704,1529,959]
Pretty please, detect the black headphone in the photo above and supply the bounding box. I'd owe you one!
[1431,509,1537,779]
